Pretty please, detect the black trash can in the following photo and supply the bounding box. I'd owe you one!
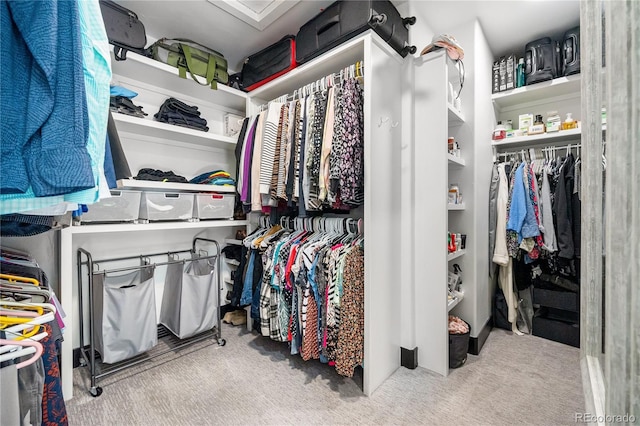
[449,320,470,369]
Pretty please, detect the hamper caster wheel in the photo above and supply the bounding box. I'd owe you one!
[218,339,226,347]
[90,386,103,397]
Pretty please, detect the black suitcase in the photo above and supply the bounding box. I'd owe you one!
[296,0,416,64]
[524,37,561,85]
[562,26,580,76]
[241,35,297,91]
[99,0,148,61]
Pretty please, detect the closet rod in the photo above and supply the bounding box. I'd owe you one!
[495,143,583,160]
[258,61,364,111]
[90,253,219,276]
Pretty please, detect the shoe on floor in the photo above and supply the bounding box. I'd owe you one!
[230,310,247,326]
[222,311,235,324]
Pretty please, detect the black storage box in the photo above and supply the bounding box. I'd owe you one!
[533,287,579,312]
[524,37,560,85]
[562,26,580,76]
[99,0,147,61]
[449,321,470,369]
[296,0,416,64]
[533,308,580,348]
[242,35,297,91]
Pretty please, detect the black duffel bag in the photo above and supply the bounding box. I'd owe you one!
[99,0,148,61]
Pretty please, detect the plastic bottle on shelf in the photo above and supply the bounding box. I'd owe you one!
[516,58,525,88]
[562,113,578,130]
[546,111,561,132]
[492,121,507,140]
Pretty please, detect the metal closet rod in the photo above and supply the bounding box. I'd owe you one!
[496,143,583,160]
[258,60,364,111]
[78,237,220,275]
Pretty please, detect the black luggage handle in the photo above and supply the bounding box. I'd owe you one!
[317,16,340,35]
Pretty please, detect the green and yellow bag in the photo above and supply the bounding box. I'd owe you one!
[151,38,228,89]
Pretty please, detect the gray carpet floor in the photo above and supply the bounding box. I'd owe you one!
[67,325,584,425]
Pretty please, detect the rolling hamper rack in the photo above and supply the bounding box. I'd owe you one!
[77,237,225,397]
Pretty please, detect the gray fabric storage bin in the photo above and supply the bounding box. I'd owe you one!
[92,267,158,364]
[160,258,218,339]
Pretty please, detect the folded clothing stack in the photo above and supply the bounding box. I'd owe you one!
[189,170,235,186]
[134,168,188,183]
[110,96,147,118]
[154,98,208,132]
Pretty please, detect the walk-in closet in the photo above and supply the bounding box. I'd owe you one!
[1,0,638,424]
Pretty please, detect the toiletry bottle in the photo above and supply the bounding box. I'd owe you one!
[516,58,525,88]
[492,121,507,140]
[563,113,577,130]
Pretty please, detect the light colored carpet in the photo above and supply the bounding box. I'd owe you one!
[66,325,584,425]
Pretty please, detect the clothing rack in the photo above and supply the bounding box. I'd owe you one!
[494,143,583,163]
[76,237,224,397]
[276,215,361,234]
[258,60,364,111]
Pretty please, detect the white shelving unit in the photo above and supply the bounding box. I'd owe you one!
[413,49,474,376]
[492,74,581,111]
[447,249,467,262]
[116,178,236,194]
[447,203,466,211]
[247,31,403,396]
[112,113,237,150]
[448,293,464,312]
[59,48,249,400]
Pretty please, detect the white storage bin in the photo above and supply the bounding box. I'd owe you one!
[139,192,194,221]
[81,190,141,223]
[194,193,234,220]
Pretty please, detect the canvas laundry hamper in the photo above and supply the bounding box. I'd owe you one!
[92,267,158,364]
[160,257,218,339]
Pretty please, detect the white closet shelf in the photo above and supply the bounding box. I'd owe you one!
[224,238,243,245]
[110,50,247,111]
[491,74,581,110]
[491,127,582,148]
[447,203,465,211]
[67,220,247,234]
[224,278,234,286]
[447,154,465,167]
[112,113,237,150]
[447,104,465,124]
[447,249,466,261]
[116,179,236,194]
[447,293,464,312]
[225,259,240,266]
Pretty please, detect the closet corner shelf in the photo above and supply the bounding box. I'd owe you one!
[491,74,581,110]
[224,239,243,245]
[491,127,582,149]
[110,50,247,111]
[447,203,465,211]
[224,278,234,286]
[112,113,237,150]
[447,249,466,262]
[225,259,240,266]
[67,220,248,234]
[447,104,465,124]
[448,293,464,312]
[447,154,466,167]
[116,179,236,194]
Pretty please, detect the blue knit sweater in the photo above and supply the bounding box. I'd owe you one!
[1,0,95,196]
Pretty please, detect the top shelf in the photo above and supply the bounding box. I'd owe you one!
[491,74,581,111]
[249,34,367,102]
[110,50,248,112]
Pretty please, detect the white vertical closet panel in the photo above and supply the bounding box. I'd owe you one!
[412,51,449,376]
[362,37,403,395]
[245,33,404,396]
